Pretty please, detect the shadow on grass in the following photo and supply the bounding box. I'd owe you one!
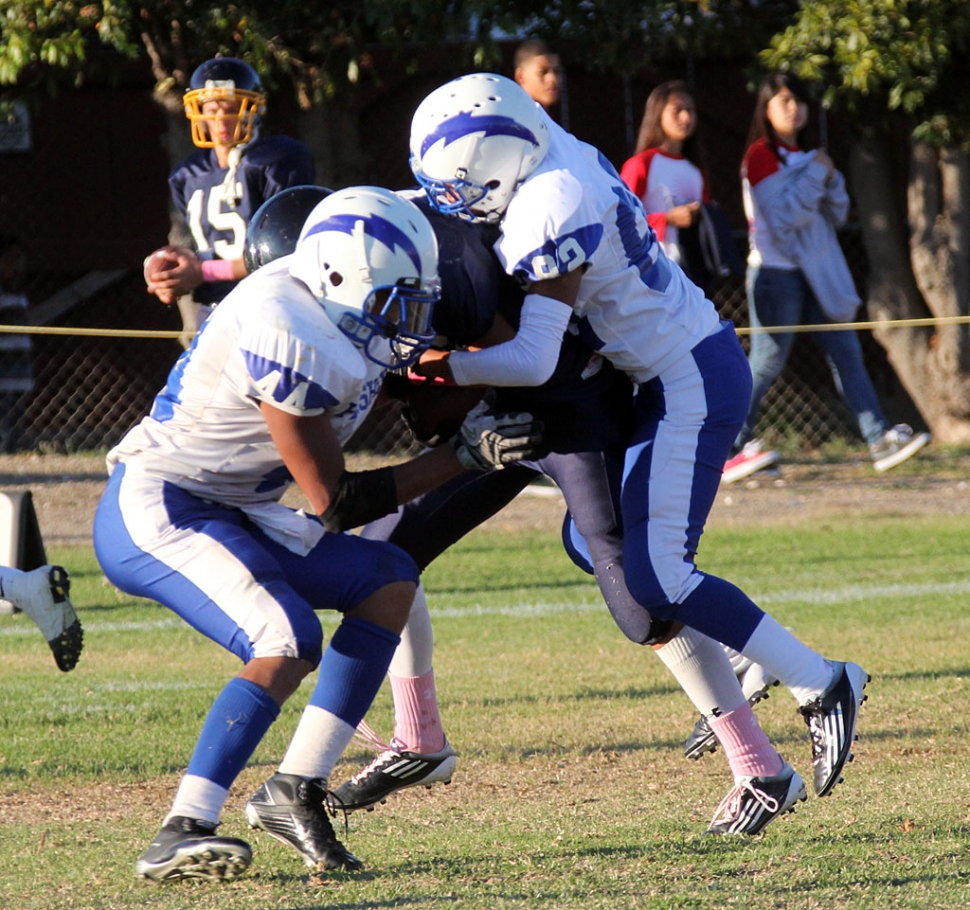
[879,666,970,682]
[473,683,679,710]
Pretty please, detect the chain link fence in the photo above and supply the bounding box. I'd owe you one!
[0,56,914,459]
[0,230,890,459]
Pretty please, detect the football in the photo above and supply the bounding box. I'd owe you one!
[383,372,486,446]
[143,248,181,283]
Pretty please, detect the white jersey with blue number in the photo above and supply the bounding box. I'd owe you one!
[494,114,721,383]
[107,254,385,508]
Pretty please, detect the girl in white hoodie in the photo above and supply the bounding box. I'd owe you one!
[723,72,929,484]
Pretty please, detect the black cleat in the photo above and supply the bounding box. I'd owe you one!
[706,763,807,836]
[331,740,457,812]
[11,566,83,672]
[246,773,363,871]
[135,816,251,882]
[800,661,870,796]
[685,661,778,760]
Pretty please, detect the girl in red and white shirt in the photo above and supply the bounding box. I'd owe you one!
[620,81,709,272]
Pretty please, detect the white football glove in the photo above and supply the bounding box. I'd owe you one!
[450,400,545,471]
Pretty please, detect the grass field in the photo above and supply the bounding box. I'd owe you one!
[2,511,970,909]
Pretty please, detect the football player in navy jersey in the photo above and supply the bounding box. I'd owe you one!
[330,202,806,838]
[144,57,315,345]
[407,73,871,833]
[233,189,805,838]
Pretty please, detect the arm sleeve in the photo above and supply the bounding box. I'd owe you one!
[447,294,572,388]
[239,300,340,416]
[646,212,668,241]
[619,154,647,200]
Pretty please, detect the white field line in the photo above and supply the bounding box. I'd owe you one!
[4,577,967,640]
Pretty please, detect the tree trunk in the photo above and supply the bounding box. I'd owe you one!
[850,126,970,442]
[160,106,196,248]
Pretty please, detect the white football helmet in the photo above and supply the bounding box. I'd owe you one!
[290,187,440,369]
[409,73,550,223]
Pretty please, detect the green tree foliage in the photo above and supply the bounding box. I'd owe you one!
[0,2,798,104]
[0,2,487,106]
[484,0,797,75]
[762,0,970,146]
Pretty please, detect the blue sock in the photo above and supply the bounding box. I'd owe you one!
[186,677,281,789]
[308,616,401,727]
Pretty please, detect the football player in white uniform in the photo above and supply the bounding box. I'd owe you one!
[408,74,870,833]
[94,186,542,882]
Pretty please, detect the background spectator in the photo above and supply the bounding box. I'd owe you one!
[724,72,930,484]
[514,39,563,117]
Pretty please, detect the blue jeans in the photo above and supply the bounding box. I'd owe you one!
[737,266,886,449]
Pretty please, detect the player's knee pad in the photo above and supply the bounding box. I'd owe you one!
[249,611,326,666]
[606,602,674,646]
[624,569,671,614]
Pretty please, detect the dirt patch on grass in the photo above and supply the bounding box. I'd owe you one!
[2,448,970,548]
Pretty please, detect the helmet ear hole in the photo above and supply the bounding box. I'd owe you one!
[288,186,440,369]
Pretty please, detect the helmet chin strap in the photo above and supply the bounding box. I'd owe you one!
[222,143,248,208]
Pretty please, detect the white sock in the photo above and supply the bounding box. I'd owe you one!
[740,614,833,705]
[721,643,752,675]
[389,583,434,677]
[0,565,34,606]
[653,626,747,717]
[165,774,229,826]
[278,705,355,781]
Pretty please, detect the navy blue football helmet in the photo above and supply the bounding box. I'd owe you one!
[244,186,334,273]
[184,57,266,148]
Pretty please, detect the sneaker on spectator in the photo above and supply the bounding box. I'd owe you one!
[723,440,780,485]
[870,425,930,473]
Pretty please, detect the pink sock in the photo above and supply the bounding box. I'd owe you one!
[389,670,445,754]
[708,703,784,780]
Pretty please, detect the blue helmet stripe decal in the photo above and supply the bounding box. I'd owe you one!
[421,112,539,158]
[303,213,423,274]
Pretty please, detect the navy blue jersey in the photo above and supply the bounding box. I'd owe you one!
[169,135,315,305]
[420,204,634,453]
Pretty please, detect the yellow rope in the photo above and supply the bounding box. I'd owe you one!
[0,313,967,340]
[735,314,970,336]
[0,325,185,339]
